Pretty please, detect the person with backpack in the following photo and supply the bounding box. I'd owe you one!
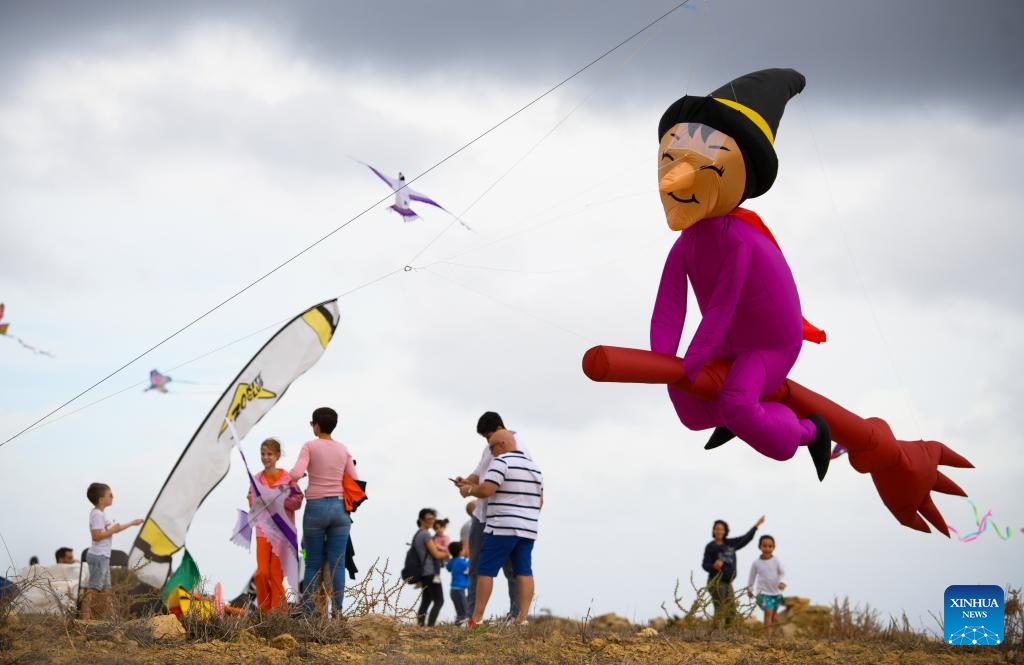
[406,508,449,626]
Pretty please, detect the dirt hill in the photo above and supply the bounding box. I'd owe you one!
[2,611,1019,665]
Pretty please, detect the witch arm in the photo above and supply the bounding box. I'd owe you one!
[581,346,973,534]
[650,236,690,355]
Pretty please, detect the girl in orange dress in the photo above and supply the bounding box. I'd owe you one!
[248,438,303,612]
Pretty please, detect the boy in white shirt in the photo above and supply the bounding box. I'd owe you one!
[747,534,787,639]
[81,482,142,620]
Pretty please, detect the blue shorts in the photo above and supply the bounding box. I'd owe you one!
[477,534,534,577]
[757,593,784,611]
[86,551,111,590]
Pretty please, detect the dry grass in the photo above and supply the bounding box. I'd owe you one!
[823,586,1024,652]
[660,574,1024,653]
[171,557,423,645]
[821,597,937,649]
[659,572,759,639]
[341,557,418,621]
[1005,585,1024,646]
[0,586,14,652]
[3,565,1021,664]
[163,558,420,645]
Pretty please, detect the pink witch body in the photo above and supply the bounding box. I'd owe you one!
[653,210,810,458]
[650,69,831,477]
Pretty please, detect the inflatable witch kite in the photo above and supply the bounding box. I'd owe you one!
[582,69,972,534]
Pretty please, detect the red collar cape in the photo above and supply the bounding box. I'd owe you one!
[730,207,826,344]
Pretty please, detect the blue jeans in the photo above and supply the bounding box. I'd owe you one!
[301,497,352,615]
[450,587,468,624]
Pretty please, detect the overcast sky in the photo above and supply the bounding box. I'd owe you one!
[1,1,1022,629]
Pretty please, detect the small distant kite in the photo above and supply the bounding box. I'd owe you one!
[0,303,54,357]
[144,369,207,395]
[146,369,173,393]
[830,444,848,460]
[360,161,472,230]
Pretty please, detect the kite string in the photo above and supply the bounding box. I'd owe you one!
[15,185,645,437]
[0,527,16,576]
[404,7,670,268]
[1,1,694,448]
[418,266,595,343]
[420,186,650,270]
[793,97,923,436]
[15,322,288,436]
[412,226,671,346]
[14,268,406,438]
[21,186,649,438]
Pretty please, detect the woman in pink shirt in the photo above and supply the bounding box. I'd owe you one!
[289,407,358,615]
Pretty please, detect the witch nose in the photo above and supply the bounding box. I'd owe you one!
[659,161,697,193]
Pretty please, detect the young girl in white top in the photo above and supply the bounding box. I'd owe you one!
[747,534,787,639]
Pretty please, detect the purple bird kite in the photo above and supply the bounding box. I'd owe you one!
[361,161,471,230]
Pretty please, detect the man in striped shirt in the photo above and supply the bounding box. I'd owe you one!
[463,429,543,626]
[456,412,533,620]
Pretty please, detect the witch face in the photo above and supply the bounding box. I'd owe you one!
[658,123,746,231]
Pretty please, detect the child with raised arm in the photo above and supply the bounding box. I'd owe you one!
[747,534,787,639]
[248,438,303,613]
[82,482,142,620]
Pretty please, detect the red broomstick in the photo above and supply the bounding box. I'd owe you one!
[582,345,973,535]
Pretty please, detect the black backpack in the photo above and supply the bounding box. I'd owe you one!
[400,536,425,584]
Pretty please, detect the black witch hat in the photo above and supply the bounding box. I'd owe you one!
[657,68,805,200]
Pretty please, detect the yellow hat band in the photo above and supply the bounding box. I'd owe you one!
[713,97,774,145]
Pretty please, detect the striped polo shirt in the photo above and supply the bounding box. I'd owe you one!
[482,451,543,539]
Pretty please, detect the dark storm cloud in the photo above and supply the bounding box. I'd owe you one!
[1,1,1020,105]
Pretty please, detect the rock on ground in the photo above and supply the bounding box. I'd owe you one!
[269,632,299,650]
[590,613,632,631]
[347,613,400,645]
[128,614,185,643]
